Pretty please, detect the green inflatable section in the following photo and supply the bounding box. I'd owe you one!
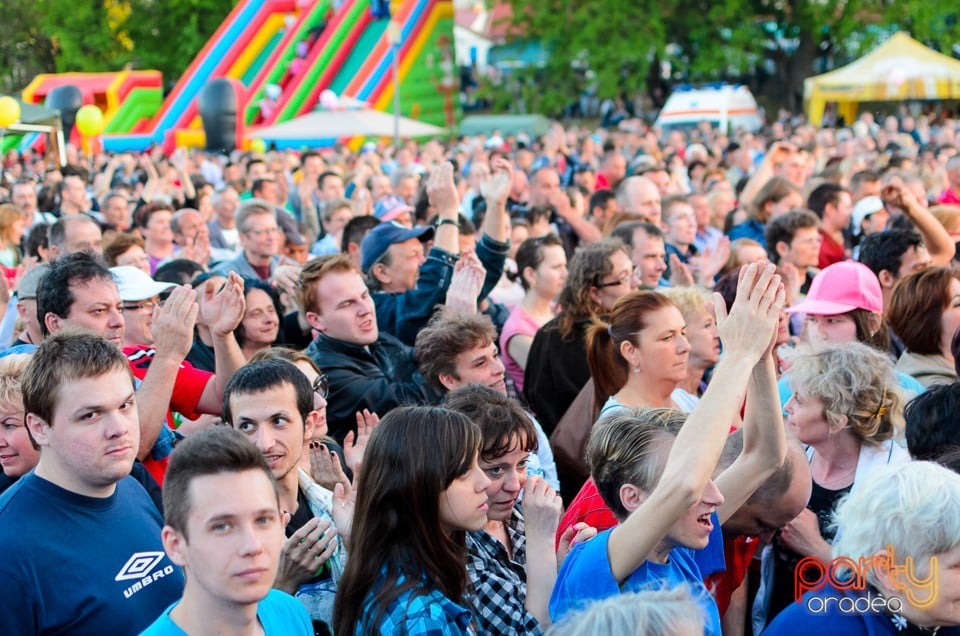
[244,0,332,125]
[243,32,284,86]
[386,15,457,129]
[328,19,388,96]
[275,0,368,122]
[1,135,23,154]
[104,87,164,134]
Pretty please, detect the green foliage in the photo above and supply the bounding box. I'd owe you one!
[0,0,236,92]
[503,0,665,114]
[125,0,238,83]
[502,0,960,114]
[0,0,59,92]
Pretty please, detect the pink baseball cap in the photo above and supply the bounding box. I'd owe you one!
[786,260,883,315]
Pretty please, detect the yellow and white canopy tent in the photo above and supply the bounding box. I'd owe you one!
[804,32,960,125]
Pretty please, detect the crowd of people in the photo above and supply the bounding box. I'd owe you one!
[3,107,960,635]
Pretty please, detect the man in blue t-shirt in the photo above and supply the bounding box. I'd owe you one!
[0,332,184,635]
[141,427,311,635]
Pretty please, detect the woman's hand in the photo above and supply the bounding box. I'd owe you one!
[309,442,351,493]
[343,409,380,475]
[556,522,598,567]
[780,508,831,561]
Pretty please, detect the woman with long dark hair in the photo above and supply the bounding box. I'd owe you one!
[333,406,490,635]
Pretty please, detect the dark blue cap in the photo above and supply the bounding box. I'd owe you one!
[360,221,435,273]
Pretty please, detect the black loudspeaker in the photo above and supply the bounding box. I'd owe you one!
[44,85,83,137]
[198,78,242,154]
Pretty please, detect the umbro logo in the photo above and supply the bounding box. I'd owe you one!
[115,551,165,581]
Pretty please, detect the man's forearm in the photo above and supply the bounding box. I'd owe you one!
[134,356,182,460]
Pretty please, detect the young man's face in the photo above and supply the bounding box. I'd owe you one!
[62,219,104,256]
[630,231,667,289]
[664,203,697,248]
[307,270,379,345]
[26,368,139,497]
[47,277,125,347]
[229,383,315,484]
[440,340,507,395]
[163,469,284,608]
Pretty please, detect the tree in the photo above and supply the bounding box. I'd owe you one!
[1,0,60,93]
[0,0,236,93]
[501,0,666,116]
[125,0,237,85]
[503,0,960,115]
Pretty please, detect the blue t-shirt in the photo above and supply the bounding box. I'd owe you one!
[0,473,185,636]
[549,527,722,635]
[140,589,312,635]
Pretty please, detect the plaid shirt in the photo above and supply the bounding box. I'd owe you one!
[358,573,474,635]
[466,507,544,635]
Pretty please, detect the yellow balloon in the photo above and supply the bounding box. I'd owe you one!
[249,138,266,154]
[75,104,105,137]
[0,96,21,129]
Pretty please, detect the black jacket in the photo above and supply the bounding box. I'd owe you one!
[305,331,441,442]
[523,317,592,436]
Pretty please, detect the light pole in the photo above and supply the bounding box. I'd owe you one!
[387,20,401,149]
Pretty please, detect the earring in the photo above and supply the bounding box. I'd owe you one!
[633,366,641,374]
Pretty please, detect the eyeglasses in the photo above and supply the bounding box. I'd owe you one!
[595,268,638,289]
[122,300,160,312]
[312,374,329,400]
[244,226,281,237]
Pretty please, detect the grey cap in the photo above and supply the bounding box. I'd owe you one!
[17,264,50,300]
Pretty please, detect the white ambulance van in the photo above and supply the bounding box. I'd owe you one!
[654,84,764,134]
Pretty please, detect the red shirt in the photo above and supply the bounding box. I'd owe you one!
[125,345,212,484]
[555,478,619,548]
[705,535,760,616]
[594,173,612,192]
[817,229,846,270]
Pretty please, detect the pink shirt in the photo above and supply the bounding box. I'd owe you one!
[499,306,543,394]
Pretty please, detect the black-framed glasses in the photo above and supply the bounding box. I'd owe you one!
[312,374,329,400]
[594,268,637,289]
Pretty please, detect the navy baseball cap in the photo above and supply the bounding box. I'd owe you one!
[360,221,434,273]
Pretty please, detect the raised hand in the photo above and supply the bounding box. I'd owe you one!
[331,481,355,549]
[444,253,485,313]
[668,253,695,288]
[151,285,199,361]
[427,161,459,215]
[479,157,513,207]
[309,442,351,493]
[694,236,730,286]
[714,262,785,364]
[343,409,380,475]
[202,272,246,338]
